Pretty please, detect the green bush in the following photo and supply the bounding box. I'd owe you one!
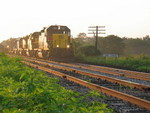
[0,53,113,113]
[77,45,101,56]
[76,54,150,72]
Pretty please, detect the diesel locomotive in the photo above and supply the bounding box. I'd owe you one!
[6,25,73,59]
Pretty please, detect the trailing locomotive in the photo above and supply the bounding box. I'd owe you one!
[5,25,73,59]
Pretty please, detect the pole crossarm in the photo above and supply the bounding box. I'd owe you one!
[88,26,105,28]
[88,33,95,34]
[97,26,105,28]
[88,25,106,50]
[88,29,106,31]
[88,32,105,34]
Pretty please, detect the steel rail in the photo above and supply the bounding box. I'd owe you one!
[23,58,150,91]
[58,62,150,81]
[21,60,150,111]
[87,64,150,77]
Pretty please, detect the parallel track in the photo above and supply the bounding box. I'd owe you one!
[79,63,150,80]
[56,62,150,81]
[21,58,150,111]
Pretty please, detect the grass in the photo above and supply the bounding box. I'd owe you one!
[76,54,150,73]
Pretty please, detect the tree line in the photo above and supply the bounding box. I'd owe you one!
[74,34,150,56]
[1,34,150,56]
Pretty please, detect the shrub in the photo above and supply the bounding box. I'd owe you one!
[0,54,113,113]
[77,45,101,56]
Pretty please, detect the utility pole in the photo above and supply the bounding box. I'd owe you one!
[88,26,105,50]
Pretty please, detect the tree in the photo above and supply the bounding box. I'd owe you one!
[124,38,150,55]
[99,35,125,55]
[77,33,87,38]
[143,35,150,41]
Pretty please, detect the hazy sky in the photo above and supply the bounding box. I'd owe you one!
[0,0,150,42]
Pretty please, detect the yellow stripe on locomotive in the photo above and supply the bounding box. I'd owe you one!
[53,34,70,48]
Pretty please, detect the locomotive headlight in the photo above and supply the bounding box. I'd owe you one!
[56,45,59,48]
[67,45,70,48]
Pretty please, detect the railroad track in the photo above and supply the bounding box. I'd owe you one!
[76,63,150,80]
[21,57,150,112]
[53,61,150,81]
[23,57,150,91]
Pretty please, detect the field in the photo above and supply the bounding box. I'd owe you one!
[0,53,113,113]
[76,54,150,73]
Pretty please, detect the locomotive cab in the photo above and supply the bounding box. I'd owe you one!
[45,25,73,58]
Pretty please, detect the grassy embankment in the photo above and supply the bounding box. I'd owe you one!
[0,53,114,113]
[76,54,150,73]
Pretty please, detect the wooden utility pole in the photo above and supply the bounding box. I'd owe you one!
[88,26,105,50]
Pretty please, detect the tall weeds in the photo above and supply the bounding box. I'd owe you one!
[0,53,113,113]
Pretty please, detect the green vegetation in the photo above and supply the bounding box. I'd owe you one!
[73,35,150,72]
[76,45,100,56]
[99,35,125,55]
[76,54,150,73]
[0,53,113,113]
[74,34,150,56]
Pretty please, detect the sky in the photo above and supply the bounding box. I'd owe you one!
[0,0,150,42]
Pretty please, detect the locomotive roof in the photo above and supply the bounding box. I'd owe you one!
[31,32,40,35]
[47,25,70,31]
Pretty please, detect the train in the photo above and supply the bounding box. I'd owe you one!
[4,25,73,59]
[0,44,6,53]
